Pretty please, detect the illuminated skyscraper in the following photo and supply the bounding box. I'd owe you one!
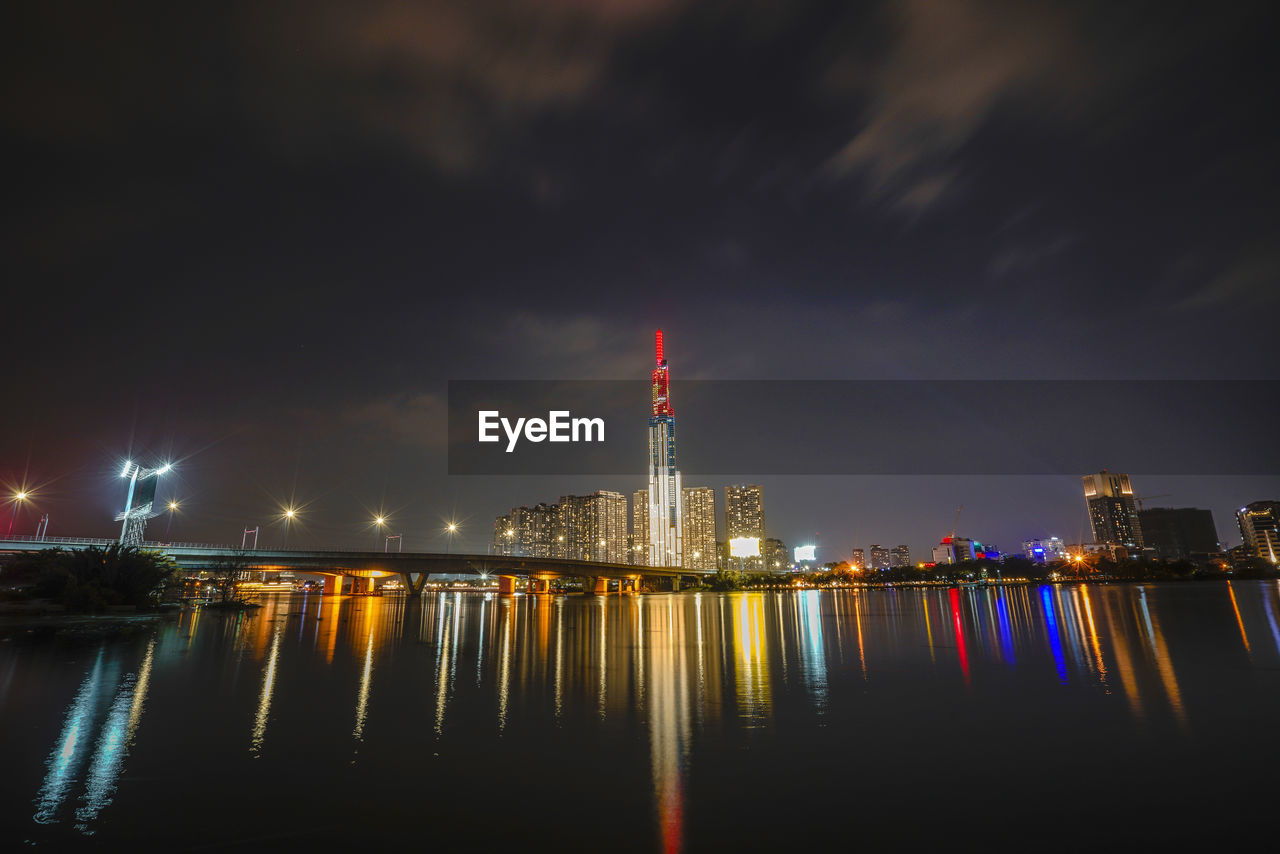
[724,484,765,573]
[851,548,865,570]
[1083,470,1143,549]
[648,330,683,567]
[890,544,911,567]
[1237,501,1280,564]
[681,486,716,570]
[631,489,650,566]
[870,544,890,570]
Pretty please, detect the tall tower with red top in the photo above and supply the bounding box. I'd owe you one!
[647,329,682,567]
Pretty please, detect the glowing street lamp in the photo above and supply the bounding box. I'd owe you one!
[164,500,180,543]
[445,521,459,555]
[281,507,297,550]
[373,516,386,550]
[7,490,30,539]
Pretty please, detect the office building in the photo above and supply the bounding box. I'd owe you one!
[1237,501,1280,564]
[890,545,911,568]
[1138,507,1219,561]
[870,544,890,571]
[1023,537,1067,564]
[932,537,979,564]
[1083,470,1143,549]
[851,548,865,570]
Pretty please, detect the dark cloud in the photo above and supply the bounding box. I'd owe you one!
[2,1,1278,558]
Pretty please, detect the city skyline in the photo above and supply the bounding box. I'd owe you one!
[2,1,1277,565]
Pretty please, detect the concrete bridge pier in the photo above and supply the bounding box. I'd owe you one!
[401,571,430,597]
[530,577,551,594]
[498,575,519,595]
[581,575,609,595]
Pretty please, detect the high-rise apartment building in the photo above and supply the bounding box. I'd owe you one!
[553,491,627,563]
[1237,501,1280,564]
[851,548,865,570]
[630,489,650,566]
[870,544,890,570]
[724,483,765,573]
[1138,507,1219,561]
[1083,471,1144,549]
[890,545,911,567]
[764,537,789,572]
[492,514,514,555]
[647,330,683,567]
[508,503,555,557]
[681,486,716,570]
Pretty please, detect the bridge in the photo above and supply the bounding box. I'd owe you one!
[0,536,711,595]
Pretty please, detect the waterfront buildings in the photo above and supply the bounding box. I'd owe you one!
[890,544,911,567]
[1023,537,1067,564]
[1138,507,1220,561]
[647,330,683,567]
[682,486,717,570]
[851,548,865,570]
[931,537,979,564]
[724,484,765,573]
[869,544,890,570]
[1237,501,1280,564]
[1083,470,1144,550]
[493,491,627,562]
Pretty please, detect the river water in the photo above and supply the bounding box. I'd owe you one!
[3,583,1279,850]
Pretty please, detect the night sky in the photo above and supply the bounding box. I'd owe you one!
[3,1,1278,559]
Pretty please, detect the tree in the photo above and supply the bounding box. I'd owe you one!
[206,551,257,606]
[12,545,176,611]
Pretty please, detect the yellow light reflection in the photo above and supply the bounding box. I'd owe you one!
[1227,581,1252,655]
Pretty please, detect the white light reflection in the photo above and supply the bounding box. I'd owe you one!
[353,628,375,744]
[75,638,156,833]
[33,651,108,825]
[250,624,283,757]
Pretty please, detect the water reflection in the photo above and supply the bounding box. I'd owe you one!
[14,583,1280,848]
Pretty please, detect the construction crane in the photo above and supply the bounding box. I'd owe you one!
[1133,493,1171,512]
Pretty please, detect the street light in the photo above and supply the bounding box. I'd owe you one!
[373,516,386,550]
[7,490,30,538]
[445,521,459,555]
[281,507,297,549]
[164,500,180,543]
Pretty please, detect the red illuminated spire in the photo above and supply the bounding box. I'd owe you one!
[651,329,673,416]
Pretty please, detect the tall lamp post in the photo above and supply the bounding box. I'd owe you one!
[445,522,458,555]
[373,516,386,551]
[7,491,29,539]
[282,507,296,550]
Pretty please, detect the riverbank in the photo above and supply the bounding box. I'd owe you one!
[0,609,179,641]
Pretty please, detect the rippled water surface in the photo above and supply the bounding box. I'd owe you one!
[4,583,1280,850]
